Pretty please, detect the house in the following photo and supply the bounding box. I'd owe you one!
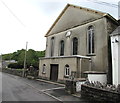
[110,26,120,86]
[39,4,118,83]
[2,60,17,69]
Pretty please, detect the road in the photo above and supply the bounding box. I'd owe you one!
[2,72,59,102]
[1,72,87,102]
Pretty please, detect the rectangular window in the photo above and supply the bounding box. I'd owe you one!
[87,26,95,55]
[60,40,64,56]
[42,64,46,74]
[51,37,54,57]
[73,37,78,55]
[64,65,70,77]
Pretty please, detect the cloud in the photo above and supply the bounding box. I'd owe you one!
[0,0,119,54]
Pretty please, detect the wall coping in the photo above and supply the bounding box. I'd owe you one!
[82,84,120,94]
[84,71,106,74]
[39,55,91,60]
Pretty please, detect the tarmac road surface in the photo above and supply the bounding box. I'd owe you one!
[2,72,88,102]
[2,72,59,102]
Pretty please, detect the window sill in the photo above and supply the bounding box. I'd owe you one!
[64,75,70,78]
[86,54,96,56]
[42,72,46,74]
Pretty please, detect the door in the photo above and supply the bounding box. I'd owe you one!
[50,64,59,81]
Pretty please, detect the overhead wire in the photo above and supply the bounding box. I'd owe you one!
[86,0,119,8]
[1,0,119,27]
[1,0,26,27]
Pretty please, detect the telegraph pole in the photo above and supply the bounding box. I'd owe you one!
[23,42,28,77]
[0,54,2,72]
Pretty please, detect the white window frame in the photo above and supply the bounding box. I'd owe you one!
[64,65,70,77]
[42,64,46,74]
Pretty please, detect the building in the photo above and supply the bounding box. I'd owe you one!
[39,4,118,83]
[2,60,17,69]
[111,26,120,86]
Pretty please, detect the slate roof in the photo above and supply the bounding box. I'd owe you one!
[111,26,120,36]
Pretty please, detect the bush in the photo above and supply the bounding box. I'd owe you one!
[8,63,23,69]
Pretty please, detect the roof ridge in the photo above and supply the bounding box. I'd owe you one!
[68,3,107,15]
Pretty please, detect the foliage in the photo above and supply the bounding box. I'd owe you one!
[8,63,23,69]
[3,49,45,69]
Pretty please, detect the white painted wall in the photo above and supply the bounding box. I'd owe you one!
[88,74,107,84]
[76,81,85,92]
[111,35,120,86]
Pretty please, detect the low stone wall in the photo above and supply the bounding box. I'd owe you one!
[65,80,76,94]
[2,68,39,78]
[2,68,23,77]
[81,84,120,102]
[65,79,87,94]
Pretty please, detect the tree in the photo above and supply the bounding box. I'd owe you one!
[2,49,45,69]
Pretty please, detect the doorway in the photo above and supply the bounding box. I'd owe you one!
[50,64,59,81]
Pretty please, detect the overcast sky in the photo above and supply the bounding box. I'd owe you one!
[0,0,119,54]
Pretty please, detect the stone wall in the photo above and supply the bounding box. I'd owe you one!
[2,68,23,77]
[81,84,120,102]
[65,80,76,94]
[2,68,38,78]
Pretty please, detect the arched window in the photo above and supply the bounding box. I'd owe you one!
[64,64,70,77]
[73,37,78,55]
[60,40,64,56]
[51,37,54,56]
[42,64,46,74]
[87,26,95,54]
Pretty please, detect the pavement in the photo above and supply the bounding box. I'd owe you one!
[36,78,81,97]
[36,78,88,102]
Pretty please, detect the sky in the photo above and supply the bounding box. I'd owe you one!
[0,0,119,54]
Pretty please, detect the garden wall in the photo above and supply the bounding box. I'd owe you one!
[81,84,120,102]
[2,68,39,78]
[2,68,23,77]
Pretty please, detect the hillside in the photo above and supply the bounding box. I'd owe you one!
[2,49,45,69]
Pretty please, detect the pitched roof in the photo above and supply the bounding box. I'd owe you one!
[111,26,120,36]
[45,4,118,37]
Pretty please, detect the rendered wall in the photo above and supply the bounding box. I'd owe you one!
[111,35,120,86]
[39,57,77,81]
[39,57,90,82]
[45,18,109,72]
[88,74,107,84]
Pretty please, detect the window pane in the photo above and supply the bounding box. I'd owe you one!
[42,64,46,73]
[88,26,94,54]
[68,68,69,75]
[65,65,70,76]
[92,33,94,53]
[73,37,78,55]
[60,40,64,56]
[88,32,91,54]
[66,68,68,75]
[51,37,54,56]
